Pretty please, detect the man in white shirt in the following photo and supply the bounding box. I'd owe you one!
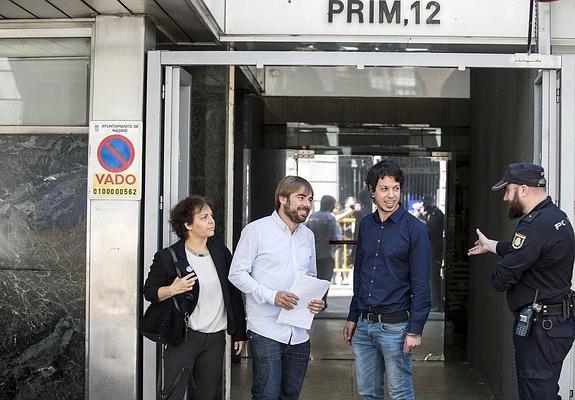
[229,176,325,400]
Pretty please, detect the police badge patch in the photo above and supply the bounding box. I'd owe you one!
[512,232,527,249]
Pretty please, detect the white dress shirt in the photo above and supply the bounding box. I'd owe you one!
[229,211,317,345]
[185,250,227,333]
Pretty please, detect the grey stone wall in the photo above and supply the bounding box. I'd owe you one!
[0,134,87,400]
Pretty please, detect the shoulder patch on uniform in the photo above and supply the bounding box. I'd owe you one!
[522,210,541,223]
[512,232,527,249]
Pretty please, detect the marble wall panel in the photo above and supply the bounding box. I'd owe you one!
[189,66,228,238]
[0,134,87,400]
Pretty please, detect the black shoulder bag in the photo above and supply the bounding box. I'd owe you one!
[140,248,189,346]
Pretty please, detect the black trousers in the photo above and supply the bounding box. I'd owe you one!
[316,257,334,302]
[513,316,575,400]
[163,329,226,400]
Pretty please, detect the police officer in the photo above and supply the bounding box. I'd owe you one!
[468,163,575,400]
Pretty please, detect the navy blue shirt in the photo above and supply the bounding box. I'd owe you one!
[347,206,432,335]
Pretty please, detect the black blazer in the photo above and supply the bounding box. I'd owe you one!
[143,237,247,341]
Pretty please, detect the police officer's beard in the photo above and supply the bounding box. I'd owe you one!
[507,195,525,219]
[283,200,309,224]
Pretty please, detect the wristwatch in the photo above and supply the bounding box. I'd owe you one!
[406,332,421,338]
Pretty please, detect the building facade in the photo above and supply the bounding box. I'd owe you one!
[0,1,574,399]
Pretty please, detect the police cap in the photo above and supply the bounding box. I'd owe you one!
[491,163,547,191]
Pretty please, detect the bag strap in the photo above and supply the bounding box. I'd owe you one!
[168,247,181,278]
[157,246,192,400]
[168,247,182,313]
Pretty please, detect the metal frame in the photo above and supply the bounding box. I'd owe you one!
[88,15,152,400]
[224,65,236,400]
[143,51,163,400]
[537,2,552,56]
[0,21,93,136]
[533,71,543,165]
[540,70,559,199]
[219,35,530,45]
[0,126,88,134]
[559,54,575,399]
[162,66,192,245]
[560,55,575,222]
[0,19,93,38]
[238,66,264,94]
[158,50,561,69]
[145,49,568,400]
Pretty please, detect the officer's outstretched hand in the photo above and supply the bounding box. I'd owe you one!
[468,228,497,256]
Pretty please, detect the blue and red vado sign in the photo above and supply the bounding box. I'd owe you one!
[89,121,142,200]
[97,135,135,173]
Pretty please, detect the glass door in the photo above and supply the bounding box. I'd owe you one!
[142,65,192,400]
[296,153,447,360]
[162,66,192,245]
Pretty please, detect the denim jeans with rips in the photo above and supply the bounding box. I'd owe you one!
[248,330,310,400]
[352,319,414,400]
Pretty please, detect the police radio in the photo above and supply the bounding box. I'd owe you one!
[515,290,541,337]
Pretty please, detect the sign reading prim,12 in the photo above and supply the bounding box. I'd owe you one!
[328,0,440,25]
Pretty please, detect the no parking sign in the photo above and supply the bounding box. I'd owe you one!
[89,121,142,200]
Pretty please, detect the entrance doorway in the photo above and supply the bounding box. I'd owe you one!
[143,51,569,400]
[248,150,447,360]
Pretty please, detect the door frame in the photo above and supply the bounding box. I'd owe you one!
[143,50,572,400]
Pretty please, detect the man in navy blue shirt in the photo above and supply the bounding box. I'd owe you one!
[343,159,432,400]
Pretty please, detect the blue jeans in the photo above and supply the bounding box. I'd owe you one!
[248,330,310,400]
[352,320,414,400]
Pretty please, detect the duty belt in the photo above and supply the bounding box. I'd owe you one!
[531,296,575,330]
[538,303,566,316]
[536,295,575,320]
[359,311,409,324]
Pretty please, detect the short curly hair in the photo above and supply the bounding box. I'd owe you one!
[169,195,214,239]
[365,159,405,191]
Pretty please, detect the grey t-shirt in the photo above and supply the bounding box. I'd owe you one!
[307,211,338,260]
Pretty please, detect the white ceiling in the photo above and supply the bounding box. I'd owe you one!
[0,0,217,44]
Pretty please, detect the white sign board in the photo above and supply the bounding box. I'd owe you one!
[88,121,142,200]
[224,0,530,42]
[551,1,575,42]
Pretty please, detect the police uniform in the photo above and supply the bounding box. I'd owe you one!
[491,163,575,400]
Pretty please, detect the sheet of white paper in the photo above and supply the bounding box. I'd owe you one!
[276,273,331,330]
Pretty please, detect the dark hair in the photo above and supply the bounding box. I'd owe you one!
[358,189,373,207]
[422,195,435,207]
[169,195,214,239]
[275,176,314,211]
[365,160,405,191]
[320,195,336,212]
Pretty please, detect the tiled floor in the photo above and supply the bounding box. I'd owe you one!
[231,319,494,400]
